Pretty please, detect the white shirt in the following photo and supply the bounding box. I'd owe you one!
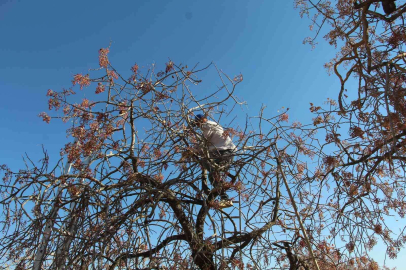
[200,120,236,151]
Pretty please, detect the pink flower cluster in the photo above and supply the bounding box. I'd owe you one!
[95,83,105,94]
[72,74,91,90]
[99,48,110,68]
[39,112,51,124]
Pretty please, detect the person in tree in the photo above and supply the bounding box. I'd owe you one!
[192,114,237,208]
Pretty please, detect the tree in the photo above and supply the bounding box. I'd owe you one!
[0,48,317,269]
[294,0,406,266]
[2,1,406,265]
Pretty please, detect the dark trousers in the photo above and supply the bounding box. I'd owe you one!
[201,149,235,199]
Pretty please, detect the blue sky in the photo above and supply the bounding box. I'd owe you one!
[1,0,402,267]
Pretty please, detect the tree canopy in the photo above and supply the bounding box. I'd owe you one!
[1,1,406,269]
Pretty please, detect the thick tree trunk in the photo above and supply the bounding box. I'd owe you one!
[193,250,215,270]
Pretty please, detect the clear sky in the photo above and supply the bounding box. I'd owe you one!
[0,0,402,267]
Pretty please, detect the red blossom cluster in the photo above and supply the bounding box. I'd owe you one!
[278,113,289,122]
[98,47,110,68]
[38,112,51,124]
[46,89,61,110]
[349,126,365,139]
[107,70,118,81]
[165,61,174,74]
[72,74,91,90]
[95,82,105,94]
[137,80,154,94]
[131,63,139,74]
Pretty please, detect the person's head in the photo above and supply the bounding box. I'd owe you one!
[193,114,207,127]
